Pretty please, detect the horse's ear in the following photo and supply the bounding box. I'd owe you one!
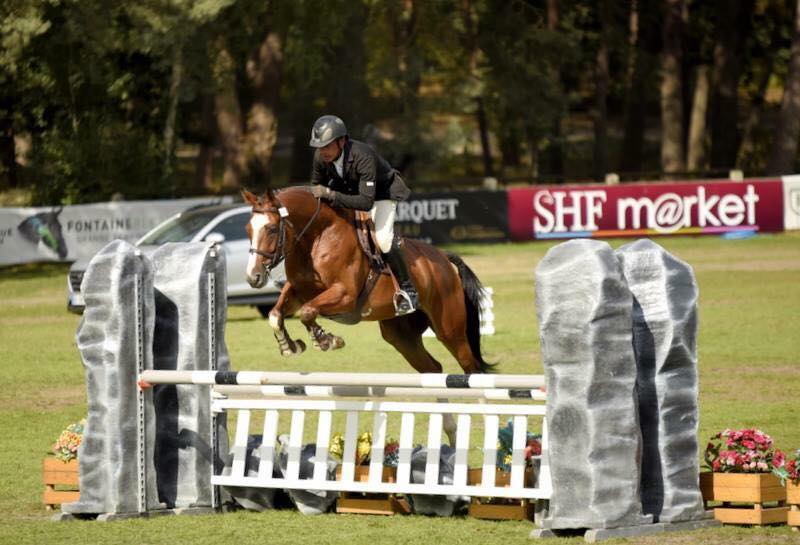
[241,189,259,206]
[264,187,275,201]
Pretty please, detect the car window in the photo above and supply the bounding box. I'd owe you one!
[209,213,250,241]
[139,209,224,245]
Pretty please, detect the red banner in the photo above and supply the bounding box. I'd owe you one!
[507,179,785,241]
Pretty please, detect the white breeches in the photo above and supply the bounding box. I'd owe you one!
[370,200,397,253]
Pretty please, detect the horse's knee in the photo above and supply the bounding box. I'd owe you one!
[268,310,282,331]
[298,305,317,324]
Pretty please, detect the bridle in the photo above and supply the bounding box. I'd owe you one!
[249,196,321,272]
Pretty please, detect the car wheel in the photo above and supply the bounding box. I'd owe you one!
[256,305,273,319]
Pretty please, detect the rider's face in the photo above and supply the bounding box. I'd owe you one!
[319,138,343,163]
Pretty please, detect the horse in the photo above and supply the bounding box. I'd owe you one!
[17,207,68,259]
[241,187,492,378]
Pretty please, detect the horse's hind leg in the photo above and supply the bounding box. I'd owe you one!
[379,312,458,445]
[425,303,483,374]
[379,311,442,373]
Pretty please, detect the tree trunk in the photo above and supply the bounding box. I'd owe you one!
[242,30,283,188]
[462,0,492,177]
[767,0,800,175]
[660,0,685,175]
[0,96,17,189]
[620,0,658,174]
[163,42,183,180]
[542,0,564,182]
[737,56,774,169]
[593,0,611,180]
[213,43,245,190]
[687,65,710,172]
[709,0,754,170]
[194,93,216,192]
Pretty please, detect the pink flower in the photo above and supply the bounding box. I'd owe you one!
[773,450,785,468]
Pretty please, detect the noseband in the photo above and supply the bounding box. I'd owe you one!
[249,197,321,272]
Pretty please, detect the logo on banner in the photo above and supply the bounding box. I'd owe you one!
[17,207,69,259]
[533,185,760,236]
[396,198,459,224]
[791,189,800,215]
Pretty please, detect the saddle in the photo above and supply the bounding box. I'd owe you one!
[330,212,391,325]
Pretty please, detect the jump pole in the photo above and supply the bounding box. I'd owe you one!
[139,370,546,390]
[213,384,547,401]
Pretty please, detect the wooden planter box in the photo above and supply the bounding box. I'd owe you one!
[466,467,535,521]
[787,482,800,529]
[42,458,79,511]
[705,472,788,525]
[334,465,410,516]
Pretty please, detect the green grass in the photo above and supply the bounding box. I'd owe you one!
[1,233,799,544]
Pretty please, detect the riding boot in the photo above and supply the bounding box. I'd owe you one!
[382,239,418,316]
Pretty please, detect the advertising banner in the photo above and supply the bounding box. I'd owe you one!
[507,179,785,241]
[782,175,800,231]
[395,190,508,244]
[0,196,233,266]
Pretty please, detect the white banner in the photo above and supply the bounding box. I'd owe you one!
[782,175,800,230]
[0,196,233,266]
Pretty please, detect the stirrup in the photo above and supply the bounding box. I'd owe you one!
[393,290,416,316]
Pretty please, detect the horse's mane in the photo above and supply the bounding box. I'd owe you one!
[275,186,354,223]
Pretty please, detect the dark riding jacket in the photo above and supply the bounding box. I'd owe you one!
[310,139,411,211]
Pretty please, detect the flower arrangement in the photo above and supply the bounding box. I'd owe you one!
[704,428,786,476]
[497,419,541,472]
[774,449,800,486]
[329,431,400,467]
[52,419,85,462]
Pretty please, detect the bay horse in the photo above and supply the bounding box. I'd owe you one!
[241,187,492,377]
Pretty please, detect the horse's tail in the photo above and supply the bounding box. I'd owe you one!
[446,252,495,374]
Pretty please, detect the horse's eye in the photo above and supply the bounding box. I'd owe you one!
[266,225,279,234]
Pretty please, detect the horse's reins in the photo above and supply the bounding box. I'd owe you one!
[249,196,322,272]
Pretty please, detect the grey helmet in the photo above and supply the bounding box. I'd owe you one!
[309,115,347,148]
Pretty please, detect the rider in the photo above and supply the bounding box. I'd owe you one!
[307,114,418,316]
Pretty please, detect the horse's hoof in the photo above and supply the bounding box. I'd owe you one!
[331,336,345,350]
[294,339,306,354]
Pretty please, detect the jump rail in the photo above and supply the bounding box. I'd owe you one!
[139,370,546,389]
[140,371,552,503]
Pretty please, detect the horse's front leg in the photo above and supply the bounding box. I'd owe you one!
[268,281,306,357]
[298,284,351,351]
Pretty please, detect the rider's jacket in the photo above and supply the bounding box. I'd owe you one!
[310,139,410,211]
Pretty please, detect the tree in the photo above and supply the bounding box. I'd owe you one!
[709,0,754,170]
[767,0,800,175]
[660,0,685,175]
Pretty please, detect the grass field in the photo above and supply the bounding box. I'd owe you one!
[0,233,798,544]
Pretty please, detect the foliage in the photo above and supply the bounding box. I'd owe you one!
[329,431,400,467]
[52,418,85,462]
[704,428,787,476]
[496,418,541,472]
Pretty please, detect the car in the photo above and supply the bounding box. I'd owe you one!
[67,203,286,317]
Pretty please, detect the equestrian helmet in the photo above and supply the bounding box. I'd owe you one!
[309,115,347,148]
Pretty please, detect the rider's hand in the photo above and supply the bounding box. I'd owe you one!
[310,185,334,201]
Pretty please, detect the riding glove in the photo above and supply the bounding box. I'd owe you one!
[310,185,335,201]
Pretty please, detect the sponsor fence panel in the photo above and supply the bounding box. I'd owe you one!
[0,197,232,266]
[782,175,800,231]
[508,179,784,241]
[395,190,508,244]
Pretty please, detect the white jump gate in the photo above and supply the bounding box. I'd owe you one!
[139,371,552,505]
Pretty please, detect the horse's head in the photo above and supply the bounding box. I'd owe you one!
[242,188,287,289]
[17,207,68,259]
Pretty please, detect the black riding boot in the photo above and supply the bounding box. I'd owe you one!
[382,239,418,316]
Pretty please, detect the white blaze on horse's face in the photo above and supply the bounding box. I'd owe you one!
[246,212,272,287]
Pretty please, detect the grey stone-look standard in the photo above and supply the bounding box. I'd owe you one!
[616,239,705,522]
[64,240,160,516]
[535,239,650,530]
[148,242,231,509]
